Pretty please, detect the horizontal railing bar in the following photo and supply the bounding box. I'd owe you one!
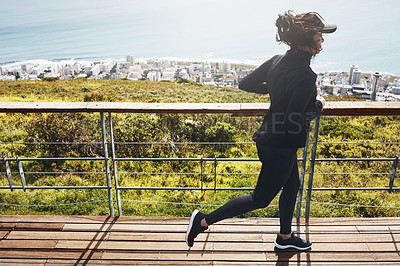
[0,142,103,145]
[2,157,105,162]
[0,172,105,175]
[314,172,400,175]
[315,158,396,162]
[2,141,399,145]
[3,171,396,176]
[0,186,108,190]
[318,142,400,145]
[106,172,400,176]
[115,157,302,162]
[1,101,400,116]
[311,187,400,191]
[119,187,254,191]
[115,157,258,162]
[0,141,255,145]
[114,142,255,145]
[118,172,259,175]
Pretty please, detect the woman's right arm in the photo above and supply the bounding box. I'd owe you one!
[238,55,279,94]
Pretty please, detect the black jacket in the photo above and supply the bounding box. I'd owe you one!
[239,49,323,148]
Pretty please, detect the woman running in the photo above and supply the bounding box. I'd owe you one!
[186,10,336,250]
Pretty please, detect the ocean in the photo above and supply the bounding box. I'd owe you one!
[1,0,399,75]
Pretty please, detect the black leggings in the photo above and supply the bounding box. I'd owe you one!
[205,142,299,234]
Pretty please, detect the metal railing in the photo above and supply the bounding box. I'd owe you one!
[1,101,400,218]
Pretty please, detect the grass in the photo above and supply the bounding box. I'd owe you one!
[0,79,400,218]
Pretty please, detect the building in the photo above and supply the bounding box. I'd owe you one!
[349,64,359,84]
[351,69,362,85]
[392,87,400,95]
[147,70,161,81]
[371,72,382,101]
[161,68,175,81]
[126,55,135,66]
[219,61,230,73]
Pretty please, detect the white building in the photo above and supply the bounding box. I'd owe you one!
[178,69,189,79]
[31,64,47,76]
[392,87,400,95]
[0,75,15,81]
[90,61,113,76]
[161,68,175,81]
[90,65,101,76]
[128,66,142,73]
[349,64,359,84]
[219,61,230,73]
[61,66,75,76]
[127,72,141,80]
[351,69,362,85]
[147,70,161,81]
[126,55,135,66]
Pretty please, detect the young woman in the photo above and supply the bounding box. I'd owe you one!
[186,11,336,250]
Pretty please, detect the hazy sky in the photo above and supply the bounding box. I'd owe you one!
[1,0,399,74]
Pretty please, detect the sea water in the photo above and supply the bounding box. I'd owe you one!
[0,0,399,75]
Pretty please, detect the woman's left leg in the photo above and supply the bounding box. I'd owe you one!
[274,160,312,250]
[278,159,300,234]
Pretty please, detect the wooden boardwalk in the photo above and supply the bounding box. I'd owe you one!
[1,215,400,265]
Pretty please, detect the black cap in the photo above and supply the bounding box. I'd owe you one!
[321,23,337,33]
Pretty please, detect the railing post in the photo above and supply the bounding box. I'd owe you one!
[214,155,217,192]
[388,155,399,193]
[16,156,27,192]
[101,112,114,216]
[108,113,123,215]
[296,129,310,220]
[3,156,14,191]
[200,155,204,192]
[305,115,321,220]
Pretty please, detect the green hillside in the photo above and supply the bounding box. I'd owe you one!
[1,79,399,218]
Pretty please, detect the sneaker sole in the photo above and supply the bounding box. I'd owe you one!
[185,209,199,246]
[274,242,311,251]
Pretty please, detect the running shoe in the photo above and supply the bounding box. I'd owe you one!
[185,209,208,247]
[274,233,312,251]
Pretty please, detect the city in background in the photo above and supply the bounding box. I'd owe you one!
[1,55,399,101]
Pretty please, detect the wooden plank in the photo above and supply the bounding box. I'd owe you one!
[0,231,9,239]
[101,251,268,262]
[0,258,48,264]
[0,223,16,230]
[0,215,118,223]
[0,215,195,225]
[61,223,400,235]
[52,239,395,253]
[14,222,64,231]
[1,214,399,226]
[6,231,111,241]
[100,250,400,262]
[0,239,58,249]
[107,232,265,242]
[54,240,269,252]
[0,250,102,260]
[0,101,399,116]
[305,233,400,242]
[62,223,188,232]
[104,232,398,244]
[45,259,213,265]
